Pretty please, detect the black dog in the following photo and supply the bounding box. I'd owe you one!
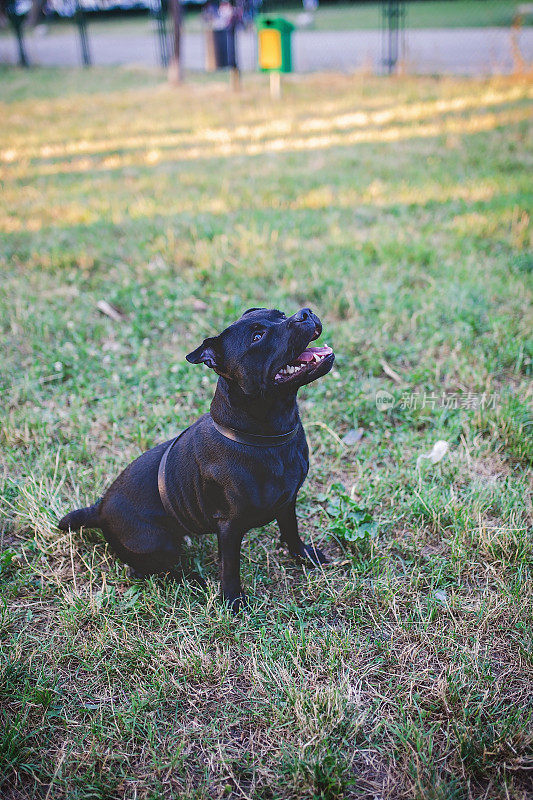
[58,307,334,611]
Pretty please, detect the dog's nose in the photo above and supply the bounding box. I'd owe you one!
[294,308,313,323]
[290,308,322,340]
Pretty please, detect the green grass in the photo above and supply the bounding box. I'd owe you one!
[1,65,532,799]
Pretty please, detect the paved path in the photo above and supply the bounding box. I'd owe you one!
[1,26,532,74]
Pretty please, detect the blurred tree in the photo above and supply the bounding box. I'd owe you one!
[168,0,182,83]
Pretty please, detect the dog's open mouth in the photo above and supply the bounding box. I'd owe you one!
[274,345,334,383]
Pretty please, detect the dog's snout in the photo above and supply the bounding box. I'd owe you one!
[289,308,322,340]
[295,307,313,323]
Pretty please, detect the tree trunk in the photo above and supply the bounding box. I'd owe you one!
[168,0,182,84]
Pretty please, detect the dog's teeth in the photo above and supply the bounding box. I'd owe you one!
[275,360,309,382]
[276,361,309,380]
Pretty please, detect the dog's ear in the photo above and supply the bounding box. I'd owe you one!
[186,336,220,369]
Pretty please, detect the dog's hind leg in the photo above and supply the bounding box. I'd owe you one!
[99,497,184,577]
[276,502,329,566]
[103,521,183,577]
[98,495,206,588]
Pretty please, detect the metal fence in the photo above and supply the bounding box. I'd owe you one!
[1,1,532,74]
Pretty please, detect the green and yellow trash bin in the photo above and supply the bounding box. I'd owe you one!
[257,16,295,74]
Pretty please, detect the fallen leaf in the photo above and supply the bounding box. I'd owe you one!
[428,440,449,463]
[416,440,449,470]
[96,300,125,322]
[380,358,402,383]
[342,428,364,445]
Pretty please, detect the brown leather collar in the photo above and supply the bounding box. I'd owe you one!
[210,416,299,447]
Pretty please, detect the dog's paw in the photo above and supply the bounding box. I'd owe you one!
[301,543,330,567]
[224,594,249,614]
[128,566,148,580]
[170,567,207,591]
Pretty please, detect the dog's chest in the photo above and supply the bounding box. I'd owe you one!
[208,440,309,525]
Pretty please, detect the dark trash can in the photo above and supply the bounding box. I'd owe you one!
[207,25,237,69]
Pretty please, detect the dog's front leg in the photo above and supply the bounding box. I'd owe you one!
[217,522,247,613]
[276,502,329,566]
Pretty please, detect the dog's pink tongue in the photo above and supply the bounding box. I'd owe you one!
[296,345,333,363]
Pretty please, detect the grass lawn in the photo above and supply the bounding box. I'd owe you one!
[1,66,532,799]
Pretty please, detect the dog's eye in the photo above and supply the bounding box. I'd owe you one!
[252,331,265,343]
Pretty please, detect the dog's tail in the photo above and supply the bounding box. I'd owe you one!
[57,502,101,531]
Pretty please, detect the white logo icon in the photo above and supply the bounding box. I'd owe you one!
[375,390,395,411]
